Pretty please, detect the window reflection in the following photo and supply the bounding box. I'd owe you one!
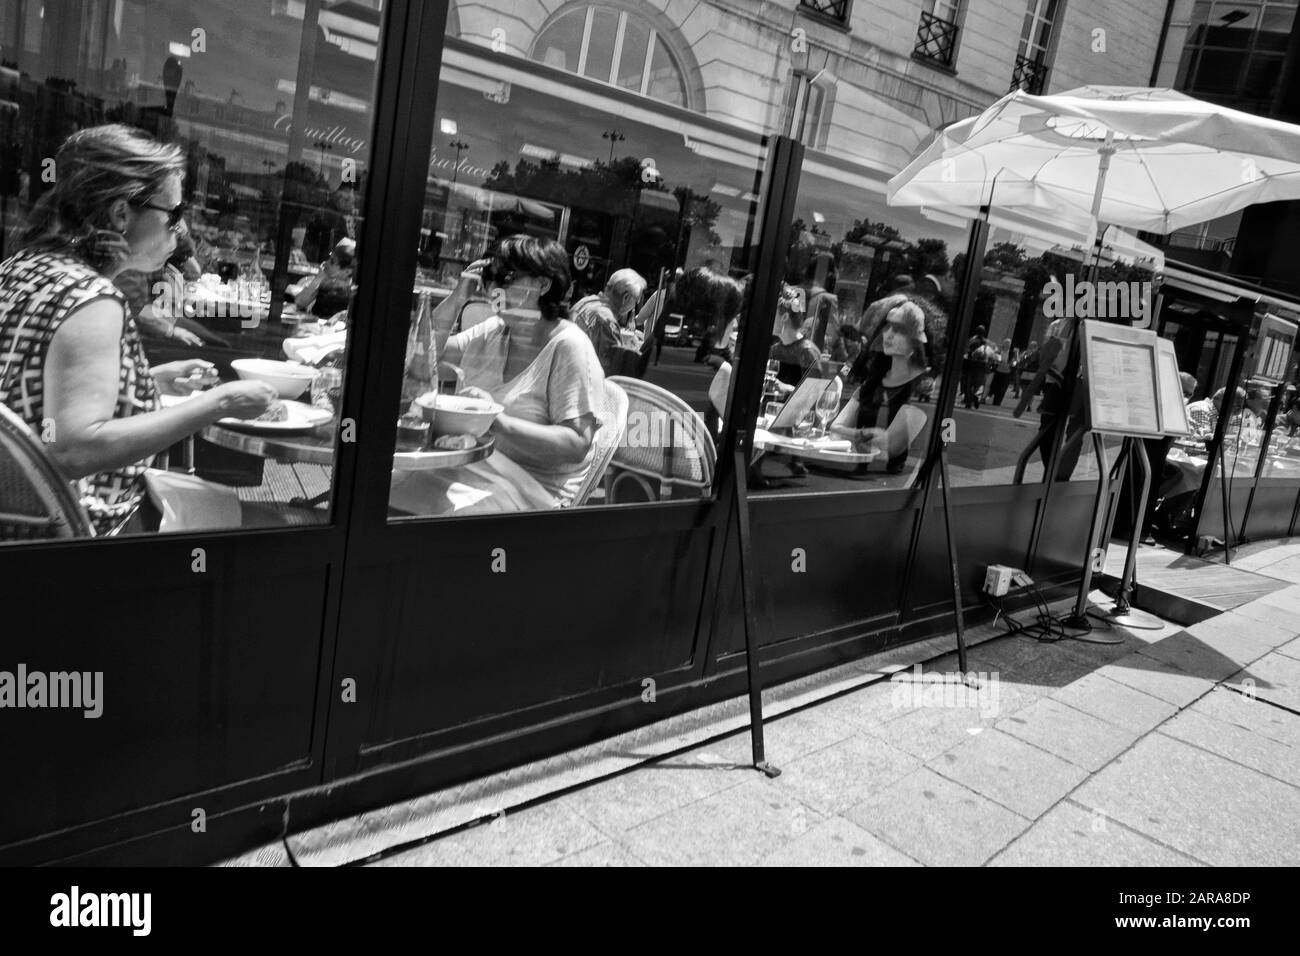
[0,0,383,543]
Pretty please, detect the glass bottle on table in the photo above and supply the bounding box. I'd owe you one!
[399,290,437,418]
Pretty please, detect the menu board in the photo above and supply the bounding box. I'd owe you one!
[1156,338,1190,437]
[1080,321,1164,438]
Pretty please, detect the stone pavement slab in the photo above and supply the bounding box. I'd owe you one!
[758,814,920,867]
[1227,597,1300,632]
[1224,651,1300,711]
[616,775,823,867]
[1157,708,1300,788]
[843,766,1031,866]
[1188,686,1300,749]
[1070,733,1300,866]
[995,696,1140,772]
[864,701,999,761]
[988,799,1201,867]
[775,733,921,815]
[548,841,646,867]
[928,728,1089,819]
[1280,636,1300,662]
[1187,613,1293,655]
[1050,671,1179,734]
[565,756,752,835]
[1097,653,1215,708]
[371,801,606,867]
[708,704,858,764]
[1137,629,1263,682]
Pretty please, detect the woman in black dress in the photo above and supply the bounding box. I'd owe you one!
[831,301,931,475]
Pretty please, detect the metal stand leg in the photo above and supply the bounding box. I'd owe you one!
[1063,434,1113,628]
[733,437,779,778]
[937,442,969,674]
[1107,437,1164,630]
[1218,440,1233,565]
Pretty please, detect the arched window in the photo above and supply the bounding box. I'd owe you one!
[533,4,688,107]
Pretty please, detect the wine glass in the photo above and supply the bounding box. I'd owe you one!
[814,378,841,439]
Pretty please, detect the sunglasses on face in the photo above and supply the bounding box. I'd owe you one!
[131,198,188,232]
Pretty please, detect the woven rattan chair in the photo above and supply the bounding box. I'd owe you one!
[604,376,715,503]
[569,379,628,507]
[0,404,95,541]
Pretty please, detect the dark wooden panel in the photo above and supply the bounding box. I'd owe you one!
[0,545,327,846]
[1244,480,1300,541]
[347,528,712,756]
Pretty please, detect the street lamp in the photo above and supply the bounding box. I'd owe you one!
[602,129,625,165]
[449,138,470,188]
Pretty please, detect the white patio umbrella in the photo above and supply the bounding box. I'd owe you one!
[888,85,1300,240]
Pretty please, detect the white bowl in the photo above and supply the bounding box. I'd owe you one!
[413,392,502,438]
[231,358,316,399]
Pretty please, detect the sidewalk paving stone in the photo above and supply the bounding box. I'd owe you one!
[1254,585,1300,614]
[758,815,920,867]
[1224,651,1300,711]
[565,757,753,835]
[548,841,646,867]
[796,681,920,735]
[616,776,823,867]
[1157,708,1300,788]
[1070,733,1300,866]
[708,705,859,765]
[988,799,1201,867]
[1226,598,1300,632]
[1049,671,1179,734]
[1188,613,1293,654]
[1188,686,1300,750]
[843,767,1031,866]
[928,728,1089,819]
[995,697,1140,772]
[775,734,921,815]
[864,701,999,761]
[1137,629,1264,682]
[1278,636,1300,662]
[1097,653,1215,708]
[370,801,606,867]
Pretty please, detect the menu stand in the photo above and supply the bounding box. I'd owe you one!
[732,432,780,779]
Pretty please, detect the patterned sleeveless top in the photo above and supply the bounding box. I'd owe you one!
[0,248,161,534]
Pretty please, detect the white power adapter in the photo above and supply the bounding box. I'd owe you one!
[984,565,1034,596]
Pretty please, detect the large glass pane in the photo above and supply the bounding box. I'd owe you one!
[583,8,620,83]
[0,0,384,544]
[388,9,784,519]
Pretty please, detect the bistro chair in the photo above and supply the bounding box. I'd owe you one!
[0,403,95,541]
[604,376,715,503]
[569,379,628,507]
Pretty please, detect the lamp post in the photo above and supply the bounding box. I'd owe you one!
[602,128,625,165]
[786,37,830,142]
[449,138,469,188]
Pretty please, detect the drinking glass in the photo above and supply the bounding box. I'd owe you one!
[814,378,842,438]
[763,359,779,398]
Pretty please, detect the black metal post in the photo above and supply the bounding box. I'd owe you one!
[1115,437,1153,614]
[733,439,779,778]
[936,441,969,673]
[1063,433,1115,627]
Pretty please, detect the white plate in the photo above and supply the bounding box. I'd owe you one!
[218,400,333,434]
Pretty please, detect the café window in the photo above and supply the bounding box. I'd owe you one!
[532,4,689,108]
[1011,0,1059,94]
[386,14,785,520]
[0,0,384,544]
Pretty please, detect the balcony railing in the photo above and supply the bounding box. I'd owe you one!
[914,10,959,67]
[1010,54,1049,95]
[799,0,851,24]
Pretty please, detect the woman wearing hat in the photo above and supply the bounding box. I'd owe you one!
[831,301,931,475]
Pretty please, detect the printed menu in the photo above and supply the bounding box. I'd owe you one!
[1082,322,1162,437]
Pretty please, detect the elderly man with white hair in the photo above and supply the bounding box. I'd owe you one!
[572,267,647,374]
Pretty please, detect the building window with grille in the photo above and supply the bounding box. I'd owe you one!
[1011,0,1060,93]
[532,4,689,107]
[914,0,962,68]
[798,0,852,26]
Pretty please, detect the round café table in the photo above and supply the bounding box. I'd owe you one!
[200,421,495,469]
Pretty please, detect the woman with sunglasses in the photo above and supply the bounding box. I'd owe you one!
[390,234,606,515]
[0,124,276,534]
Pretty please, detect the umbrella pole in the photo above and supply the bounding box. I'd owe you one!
[1086,132,1116,281]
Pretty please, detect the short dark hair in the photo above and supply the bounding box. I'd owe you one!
[484,234,572,321]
